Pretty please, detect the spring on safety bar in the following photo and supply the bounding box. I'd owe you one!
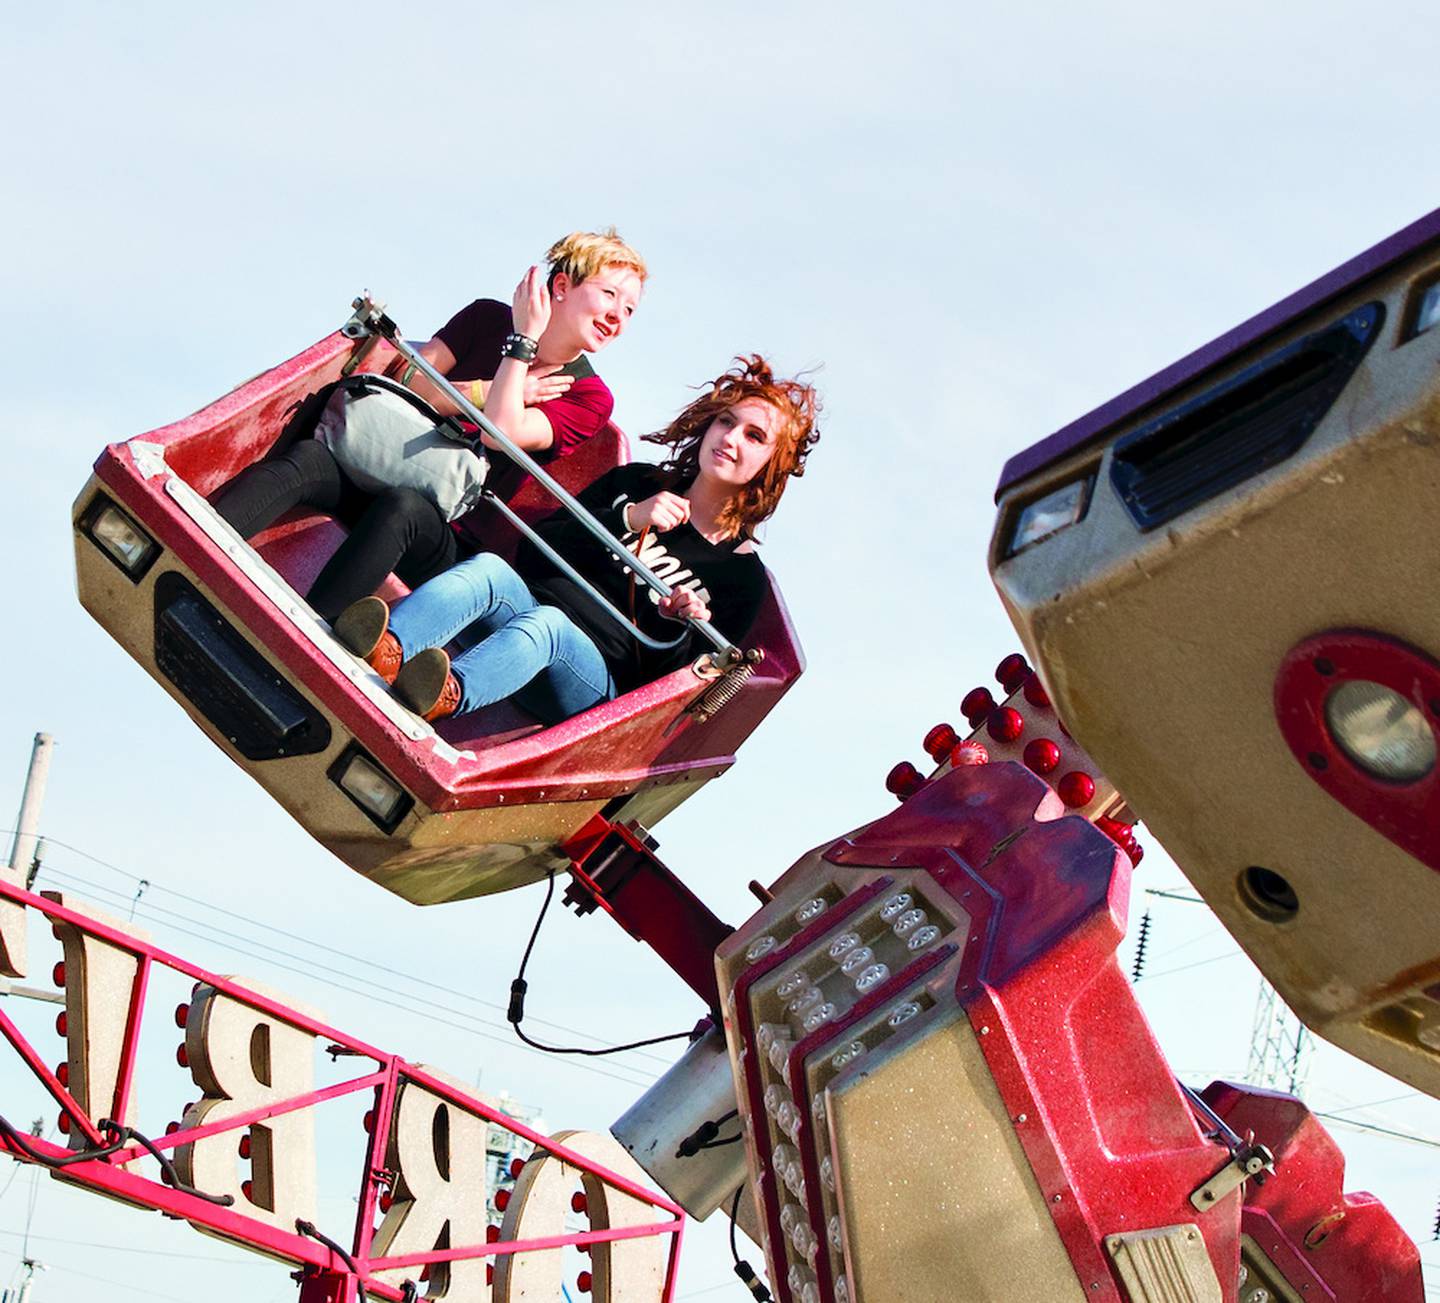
[689,649,764,723]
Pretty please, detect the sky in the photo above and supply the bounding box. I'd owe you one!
[3,1,1440,1299]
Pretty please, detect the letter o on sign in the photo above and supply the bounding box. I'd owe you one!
[493,1130,668,1303]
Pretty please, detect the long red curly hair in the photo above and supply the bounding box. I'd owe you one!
[642,355,821,539]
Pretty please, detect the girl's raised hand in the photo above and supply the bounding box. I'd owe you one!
[511,265,552,341]
[627,491,691,533]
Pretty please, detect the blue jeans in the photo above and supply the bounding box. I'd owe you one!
[387,553,615,722]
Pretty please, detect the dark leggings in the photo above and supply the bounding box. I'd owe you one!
[211,439,460,621]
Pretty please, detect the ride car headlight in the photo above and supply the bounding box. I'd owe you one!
[1324,679,1436,784]
[1004,473,1094,559]
[81,497,160,579]
[329,745,413,832]
[1411,278,1440,339]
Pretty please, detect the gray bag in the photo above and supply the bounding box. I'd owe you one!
[315,374,488,522]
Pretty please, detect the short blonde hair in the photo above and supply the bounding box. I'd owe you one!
[545,227,648,289]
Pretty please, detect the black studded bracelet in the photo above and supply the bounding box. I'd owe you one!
[501,332,539,363]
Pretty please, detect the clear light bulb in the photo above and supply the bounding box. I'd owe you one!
[839,946,875,976]
[879,892,913,921]
[907,924,941,951]
[745,934,778,961]
[888,1000,922,1027]
[795,897,828,924]
[777,970,811,1000]
[855,962,890,992]
[892,907,928,936]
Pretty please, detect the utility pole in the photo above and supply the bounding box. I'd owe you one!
[3,1258,47,1303]
[8,733,55,878]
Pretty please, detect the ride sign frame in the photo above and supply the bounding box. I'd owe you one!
[0,868,683,1302]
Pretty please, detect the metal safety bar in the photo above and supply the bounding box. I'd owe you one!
[482,492,686,654]
[342,296,742,666]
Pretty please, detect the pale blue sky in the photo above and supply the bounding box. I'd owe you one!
[3,2,1440,1299]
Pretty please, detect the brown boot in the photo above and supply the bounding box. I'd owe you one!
[394,648,462,722]
[334,597,402,685]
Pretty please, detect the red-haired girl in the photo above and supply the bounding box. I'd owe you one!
[334,357,820,723]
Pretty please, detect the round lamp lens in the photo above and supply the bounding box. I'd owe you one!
[1323,679,1436,783]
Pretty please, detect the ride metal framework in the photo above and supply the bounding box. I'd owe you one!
[0,877,685,1302]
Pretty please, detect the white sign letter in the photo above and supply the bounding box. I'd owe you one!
[494,1130,667,1303]
[174,980,318,1232]
[372,1072,491,1298]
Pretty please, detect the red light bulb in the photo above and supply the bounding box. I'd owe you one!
[174,1003,188,1029]
[1058,771,1096,808]
[961,687,996,725]
[176,1043,189,1069]
[486,1225,501,1243]
[509,1157,525,1179]
[950,739,989,767]
[1022,672,1050,708]
[571,1191,588,1215]
[577,1271,594,1294]
[57,1112,71,1135]
[379,1191,394,1213]
[55,1061,69,1087]
[987,707,1024,743]
[1023,739,1061,775]
[165,1120,180,1135]
[52,962,65,987]
[239,1133,252,1159]
[55,1011,67,1038]
[495,1188,511,1211]
[996,653,1031,692]
[923,723,959,761]
[885,762,924,800]
[1096,816,1144,868]
[362,1110,375,1134]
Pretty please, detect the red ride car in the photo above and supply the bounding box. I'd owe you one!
[73,321,804,906]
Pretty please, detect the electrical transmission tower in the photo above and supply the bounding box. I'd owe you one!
[1246,978,1314,1098]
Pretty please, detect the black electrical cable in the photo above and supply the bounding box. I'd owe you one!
[728,1185,772,1301]
[0,1113,125,1168]
[676,1109,740,1158]
[295,1219,363,1303]
[507,870,694,1057]
[0,1114,233,1206]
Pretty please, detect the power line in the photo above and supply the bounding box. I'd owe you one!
[41,863,658,1093]
[1137,950,1245,982]
[34,831,678,1067]
[0,1251,209,1303]
[1315,1090,1423,1118]
[0,1227,262,1265]
[1313,1112,1440,1151]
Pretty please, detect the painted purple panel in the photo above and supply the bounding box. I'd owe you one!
[995,205,1440,499]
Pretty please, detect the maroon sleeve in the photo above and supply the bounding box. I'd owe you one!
[537,374,615,457]
[433,299,510,381]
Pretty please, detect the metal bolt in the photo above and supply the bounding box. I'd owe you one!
[1016,1114,1027,1123]
[980,1026,990,1035]
[1052,1194,1062,1203]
